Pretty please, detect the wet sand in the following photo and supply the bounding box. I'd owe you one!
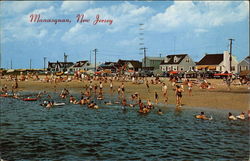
[1,76,249,111]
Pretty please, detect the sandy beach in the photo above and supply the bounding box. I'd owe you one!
[1,75,249,111]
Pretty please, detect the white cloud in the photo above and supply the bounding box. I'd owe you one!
[1,5,56,42]
[194,28,208,33]
[61,2,154,44]
[117,38,138,46]
[1,1,52,16]
[61,1,93,13]
[61,23,100,44]
[148,1,249,32]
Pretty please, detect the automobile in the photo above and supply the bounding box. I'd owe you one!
[213,72,232,79]
[139,70,154,77]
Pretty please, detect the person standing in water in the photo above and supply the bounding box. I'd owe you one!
[162,83,168,103]
[146,80,150,92]
[187,79,193,96]
[175,85,184,107]
[110,79,113,94]
[154,91,159,105]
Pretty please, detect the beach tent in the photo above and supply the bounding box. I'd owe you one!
[6,69,15,73]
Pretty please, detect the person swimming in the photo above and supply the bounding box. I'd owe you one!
[228,112,237,120]
[104,101,112,105]
[46,101,53,108]
[236,112,245,120]
[157,109,163,115]
[195,112,210,120]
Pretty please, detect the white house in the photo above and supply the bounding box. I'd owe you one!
[160,54,196,72]
[196,51,238,73]
[238,56,250,72]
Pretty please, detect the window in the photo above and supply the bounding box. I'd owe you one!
[186,58,190,63]
[220,66,222,71]
[174,57,177,63]
[189,66,192,71]
[231,66,235,71]
[180,67,183,71]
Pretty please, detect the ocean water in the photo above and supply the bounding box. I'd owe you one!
[0,92,249,160]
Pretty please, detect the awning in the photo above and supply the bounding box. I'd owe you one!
[208,66,216,70]
[103,69,112,73]
[127,70,134,73]
[196,65,208,70]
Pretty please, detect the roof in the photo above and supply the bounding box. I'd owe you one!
[117,59,142,68]
[73,61,88,67]
[196,54,223,65]
[144,57,165,60]
[48,62,74,68]
[160,54,187,65]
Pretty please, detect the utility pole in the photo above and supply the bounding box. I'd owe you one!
[64,53,68,63]
[64,53,68,72]
[228,38,234,72]
[30,59,32,69]
[89,50,92,64]
[93,49,98,72]
[10,59,12,69]
[141,47,147,68]
[43,57,47,71]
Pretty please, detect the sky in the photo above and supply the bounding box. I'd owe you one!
[1,1,249,69]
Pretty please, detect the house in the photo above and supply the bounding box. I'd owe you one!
[47,61,74,72]
[238,56,250,72]
[196,51,238,73]
[159,54,195,72]
[98,62,120,73]
[68,60,90,72]
[117,59,142,72]
[142,57,165,70]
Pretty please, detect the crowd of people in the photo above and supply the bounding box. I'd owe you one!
[1,72,249,119]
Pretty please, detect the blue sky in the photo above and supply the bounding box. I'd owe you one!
[1,1,249,69]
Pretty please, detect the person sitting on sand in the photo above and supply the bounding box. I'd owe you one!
[157,109,163,115]
[196,112,209,120]
[236,112,245,120]
[228,112,237,120]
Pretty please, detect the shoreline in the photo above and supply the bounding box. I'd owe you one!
[1,76,249,112]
